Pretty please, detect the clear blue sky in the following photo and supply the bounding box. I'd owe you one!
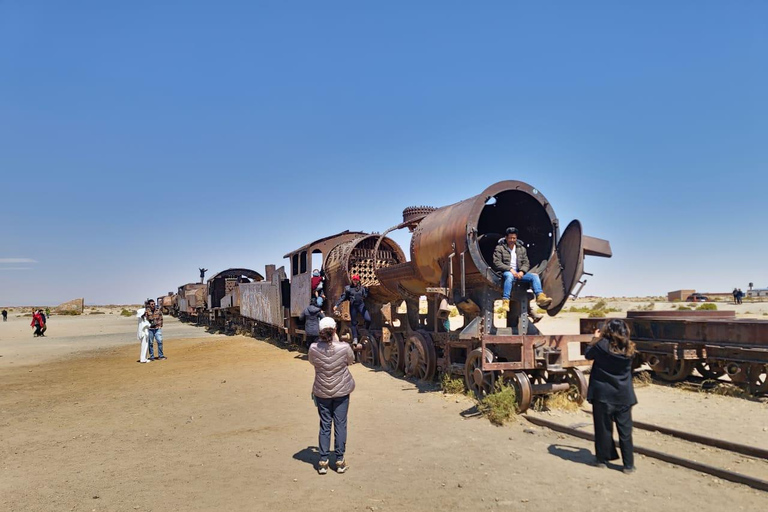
[1,1,766,305]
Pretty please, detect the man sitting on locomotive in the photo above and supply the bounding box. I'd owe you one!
[333,275,370,348]
[492,227,553,313]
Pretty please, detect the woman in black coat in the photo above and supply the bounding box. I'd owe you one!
[585,318,637,473]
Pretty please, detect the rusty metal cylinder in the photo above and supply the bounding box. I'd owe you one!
[324,234,406,304]
[378,181,559,298]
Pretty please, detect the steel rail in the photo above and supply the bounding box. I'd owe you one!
[578,408,768,461]
[523,414,768,493]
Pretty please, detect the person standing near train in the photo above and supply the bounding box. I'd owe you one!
[585,318,637,474]
[300,297,325,348]
[308,317,355,475]
[145,299,165,360]
[333,274,370,348]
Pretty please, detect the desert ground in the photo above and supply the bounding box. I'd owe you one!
[1,302,767,512]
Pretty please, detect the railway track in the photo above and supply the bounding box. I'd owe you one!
[523,413,768,492]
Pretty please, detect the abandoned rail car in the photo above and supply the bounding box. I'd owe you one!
[580,311,768,396]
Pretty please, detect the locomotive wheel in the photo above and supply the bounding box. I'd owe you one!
[651,357,694,382]
[379,331,405,373]
[564,368,588,405]
[506,371,533,413]
[359,331,379,368]
[404,331,436,381]
[696,360,726,380]
[464,348,496,399]
[746,364,768,396]
[338,323,353,344]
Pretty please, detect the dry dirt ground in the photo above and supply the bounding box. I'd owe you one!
[1,314,767,512]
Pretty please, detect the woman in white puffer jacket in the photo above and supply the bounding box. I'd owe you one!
[308,316,355,475]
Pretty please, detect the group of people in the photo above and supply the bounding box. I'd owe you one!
[732,288,745,304]
[31,308,48,337]
[136,299,165,363]
[304,226,637,475]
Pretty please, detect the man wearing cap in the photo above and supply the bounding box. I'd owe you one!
[493,227,553,313]
[333,275,370,347]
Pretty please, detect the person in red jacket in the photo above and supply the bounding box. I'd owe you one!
[31,309,45,337]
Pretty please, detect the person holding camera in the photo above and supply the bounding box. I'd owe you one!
[145,299,165,360]
[585,319,637,473]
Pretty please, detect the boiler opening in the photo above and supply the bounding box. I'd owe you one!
[477,190,554,272]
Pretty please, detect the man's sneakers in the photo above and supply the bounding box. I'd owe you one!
[535,293,553,308]
[500,299,510,313]
[335,459,349,474]
[317,460,329,475]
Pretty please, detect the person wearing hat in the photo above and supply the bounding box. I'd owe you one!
[492,227,553,313]
[136,307,151,363]
[333,274,370,347]
[308,316,356,475]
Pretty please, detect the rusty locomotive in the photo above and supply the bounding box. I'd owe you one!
[166,180,617,411]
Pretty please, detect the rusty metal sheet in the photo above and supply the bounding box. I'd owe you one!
[290,272,311,317]
[240,267,286,327]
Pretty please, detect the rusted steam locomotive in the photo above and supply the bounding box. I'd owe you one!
[166,180,613,411]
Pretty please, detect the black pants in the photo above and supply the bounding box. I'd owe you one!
[349,303,371,341]
[306,334,318,348]
[592,401,634,468]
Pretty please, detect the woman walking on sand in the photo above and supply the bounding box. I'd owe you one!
[585,318,637,474]
[308,317,355,475]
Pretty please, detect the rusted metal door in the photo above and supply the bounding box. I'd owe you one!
[541,220,584,316]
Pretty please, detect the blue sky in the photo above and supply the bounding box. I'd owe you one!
[1,1,766,305]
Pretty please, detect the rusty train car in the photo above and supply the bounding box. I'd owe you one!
[580,311,768,396]
[171,180,614,411]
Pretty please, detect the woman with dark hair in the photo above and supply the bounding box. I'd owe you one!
[300,297,325,349]
[585,318,637,473]
[308,317,355,475]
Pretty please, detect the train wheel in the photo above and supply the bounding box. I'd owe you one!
[564,368,588,405]
[746,364,768,396]
[404,331,436,381]
[359,330,379,368]
[505,371,533,413]
[696,360,726,380]
[338,323,353,344]
[464,348,495,399]
[379,331,405,373]
[651,357,693,382]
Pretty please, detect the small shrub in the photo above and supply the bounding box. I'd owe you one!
[633,371,652,388]
[568,306,591,313]
[677,306,692,311]
[478,381,517,425]
[591,300,607,311]
[58,310,81,316]
[588,310,606,318]
[440,373,466,395]
[544,391,580,412]
[448,307,459,318]
[120,309,134,317]
[638,302,655,311]
[89,311,106,315]
[696,303,717,311]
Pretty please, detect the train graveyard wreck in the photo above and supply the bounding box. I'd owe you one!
[162,180,767,409]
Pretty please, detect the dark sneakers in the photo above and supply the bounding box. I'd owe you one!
[623,466,636,474]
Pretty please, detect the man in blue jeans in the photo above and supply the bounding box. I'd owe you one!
[492,227,553,313]
[145,299,166,360]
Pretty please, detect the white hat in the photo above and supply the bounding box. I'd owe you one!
[136,308,146,317]
[319,317,336,331]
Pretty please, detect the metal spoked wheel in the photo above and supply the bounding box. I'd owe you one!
[464,348,496,399]
[379,330,405,373]
[358,330,379,368]
[506,371,533,413]
[651,357,694,382]
[404,331,436,381]
[564,368,588,405]
[337,323,353,344]
[696,360,726,380]
[746,364,768,396]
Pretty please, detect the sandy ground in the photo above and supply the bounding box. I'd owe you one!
[1,314,767,512]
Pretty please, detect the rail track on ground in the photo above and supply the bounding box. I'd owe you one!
[523,412,768,492]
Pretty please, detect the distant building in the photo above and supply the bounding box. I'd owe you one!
[746,286,768,298]
[667,290,696,302]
